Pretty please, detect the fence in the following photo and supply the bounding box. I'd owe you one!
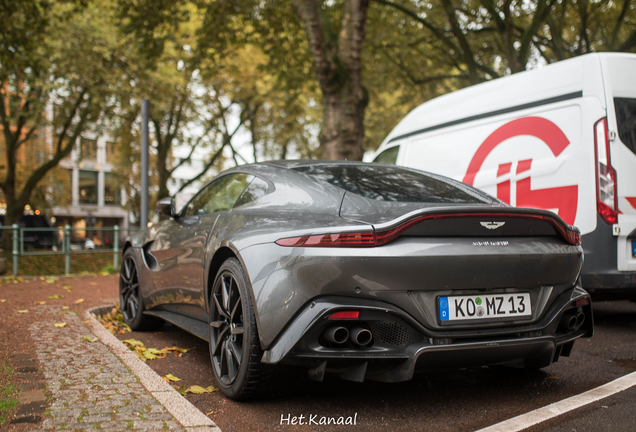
[1,225,140,276]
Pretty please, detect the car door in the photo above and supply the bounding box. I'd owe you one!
[148,173,255,320]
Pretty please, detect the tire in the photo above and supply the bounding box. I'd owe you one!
[208,258,273,400]
[119,248,164,331]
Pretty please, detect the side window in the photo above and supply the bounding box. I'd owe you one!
[615,98,636,155]
[184,173,254,217]
[373,145,399,164]
[234,177,270,208]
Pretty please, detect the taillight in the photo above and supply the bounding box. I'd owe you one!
[594,118,618,225]
[274,232,375,247]
[276,213,581,247]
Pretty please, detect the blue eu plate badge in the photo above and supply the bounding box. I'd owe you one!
[439,297,449,321]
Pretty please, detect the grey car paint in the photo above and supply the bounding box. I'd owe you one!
[124,160,589,377]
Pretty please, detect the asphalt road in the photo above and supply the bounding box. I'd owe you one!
[124,300,636,432]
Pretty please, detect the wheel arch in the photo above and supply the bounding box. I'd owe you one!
[205,242,264,348]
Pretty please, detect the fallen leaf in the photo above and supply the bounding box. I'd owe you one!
[17,309,28,313]
[186,385,219,394]
[172,384,186,395]
[62,306,69,310]
[163,373,181,382]
[83,336,98,342]
[48,294,64,300]
[74,298,85,304]
[99,271,109,276]
[206,411,214,416]
[36,301,46,305]
[89,282,97,286]
[54,323,67,328]
[81,320,89,324]
[122,339,145,347]
[0,299,7,303]
[161,346,188,353]
[45,277,58,284]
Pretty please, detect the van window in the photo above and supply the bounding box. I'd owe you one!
[374,146,399,164]
[614,98,636,155]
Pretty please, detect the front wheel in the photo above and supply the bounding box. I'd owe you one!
[119,248,163,331]
[208,258,272,400]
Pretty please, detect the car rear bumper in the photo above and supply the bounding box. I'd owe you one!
[262,288,592,383]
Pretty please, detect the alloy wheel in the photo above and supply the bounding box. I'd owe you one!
[119,255,140,322]
[209,271,244,385]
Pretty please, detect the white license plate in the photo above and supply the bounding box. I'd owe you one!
[439,293,531,322]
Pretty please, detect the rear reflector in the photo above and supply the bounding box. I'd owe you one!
[329,311,359,320]
[276,213,581,247]
[575,298,589,306]
[594,118,618,225]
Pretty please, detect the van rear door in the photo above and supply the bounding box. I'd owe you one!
[602,55,636,273]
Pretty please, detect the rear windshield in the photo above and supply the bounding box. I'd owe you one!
[615,98,636,155]
[294,165,493,204]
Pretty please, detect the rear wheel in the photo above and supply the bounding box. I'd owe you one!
[208,258,272,400]
[119,248,163,331]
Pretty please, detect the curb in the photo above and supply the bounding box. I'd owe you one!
[85,306,221,432]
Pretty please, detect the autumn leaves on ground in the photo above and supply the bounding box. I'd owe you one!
[98,306,219,397]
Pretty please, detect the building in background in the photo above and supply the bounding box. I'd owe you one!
[52,129,128,246]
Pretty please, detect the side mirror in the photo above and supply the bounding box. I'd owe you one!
[156,197,176,218]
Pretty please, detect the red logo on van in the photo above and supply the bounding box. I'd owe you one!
[463,117,578,225]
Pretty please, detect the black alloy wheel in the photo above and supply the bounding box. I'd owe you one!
[120,253,140,323]
[119,248,163,331]
[210,269,244,386]
[208,258,273,400]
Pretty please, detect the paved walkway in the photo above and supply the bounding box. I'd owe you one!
[22,307,217,431]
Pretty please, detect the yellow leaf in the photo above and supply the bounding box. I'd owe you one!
[206,411,214,416]
[54,323,67,328]
[17,310,28,313]
[83,336,98,342]
[36,301,46,305]
[1,299,7,302]
[99,271,109,276]
[143,350,157,360]
[45,277,58,284]
[62,306,69,310]
[186,385,208,394]
[161,346,188,353]
[163,373,181,382]
[122,339,145,348]
[74,298,85,304]
[48,294,64,300]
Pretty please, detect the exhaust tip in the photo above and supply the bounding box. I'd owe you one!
[351,327,372,346]
[567,315,577,330]
[576,313,585,327]
[323,326,349,344]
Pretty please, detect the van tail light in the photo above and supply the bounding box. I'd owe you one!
[594,118,618,225]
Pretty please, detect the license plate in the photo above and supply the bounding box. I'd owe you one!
[439,293,531,322]
[632,241,636,257]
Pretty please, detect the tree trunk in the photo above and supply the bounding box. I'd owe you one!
[294,0,370,161]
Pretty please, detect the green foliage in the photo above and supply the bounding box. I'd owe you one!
[101,265,116,274]
[0,364,19,425]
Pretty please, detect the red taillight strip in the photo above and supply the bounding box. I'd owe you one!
[275,232,375,247]
[593,118,618,225]
[275,212,581,248]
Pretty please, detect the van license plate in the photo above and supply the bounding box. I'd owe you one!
[439,294,531,321]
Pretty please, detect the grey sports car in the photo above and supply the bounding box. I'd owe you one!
[120,160,593,400]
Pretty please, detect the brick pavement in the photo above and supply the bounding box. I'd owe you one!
[29,308,186,431]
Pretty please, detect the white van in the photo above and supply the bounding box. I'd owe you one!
[373,53,636,298]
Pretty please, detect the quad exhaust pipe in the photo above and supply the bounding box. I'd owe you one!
[350,327,372,346]
[323,326,349,344]
[559,309,585,331]
[322,326,373,347]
